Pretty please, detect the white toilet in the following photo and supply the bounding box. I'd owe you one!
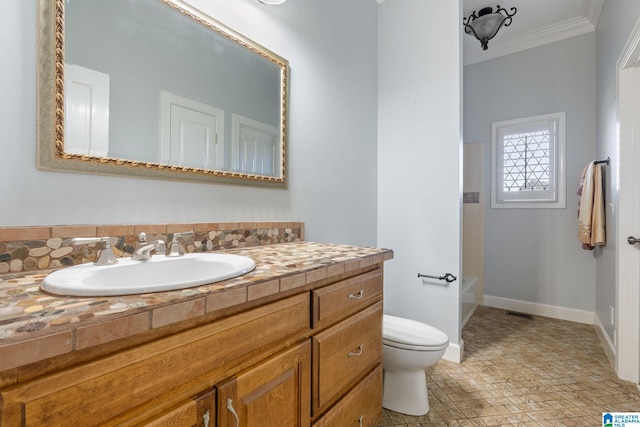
[382,314,449,416]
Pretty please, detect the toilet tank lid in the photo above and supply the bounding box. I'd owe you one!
[383,314,449,347]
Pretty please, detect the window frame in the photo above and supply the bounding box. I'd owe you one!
[491,112,566,209]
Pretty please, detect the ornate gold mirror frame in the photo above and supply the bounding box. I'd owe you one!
[36,0,288,187]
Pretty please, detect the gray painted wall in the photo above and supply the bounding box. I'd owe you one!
[2,0,378,247]
[464,33,597,312]
[595,1,640,345]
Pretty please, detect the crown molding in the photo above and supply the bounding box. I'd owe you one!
[379,0,603,66]
[583,0,604,29]
[464,15,596,66]
[617,16,640,69]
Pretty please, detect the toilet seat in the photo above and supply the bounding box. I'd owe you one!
[383,314,448,351]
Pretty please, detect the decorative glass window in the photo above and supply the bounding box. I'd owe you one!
[491,112,566,208]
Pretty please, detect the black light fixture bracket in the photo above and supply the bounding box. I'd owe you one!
[463,5,517,51]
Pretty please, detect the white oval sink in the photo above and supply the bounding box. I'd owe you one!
[41,253,256,296]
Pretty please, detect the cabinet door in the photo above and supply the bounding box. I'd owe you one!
[217,341,311,427]
[195,388,216,427]
[139,400,197,427]
[128,387,216,427]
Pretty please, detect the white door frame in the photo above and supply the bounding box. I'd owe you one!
[616,18,640,383]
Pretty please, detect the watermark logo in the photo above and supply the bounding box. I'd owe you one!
[603,412,640,427]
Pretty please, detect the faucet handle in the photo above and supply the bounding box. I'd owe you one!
[71,236,111,246]
[70,237,118,266]
[172,231,194,240]
[168,231,194,257]
[132,233,151,260]
[154,240,168,255]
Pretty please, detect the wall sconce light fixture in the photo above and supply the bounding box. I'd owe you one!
[463,5,517,51]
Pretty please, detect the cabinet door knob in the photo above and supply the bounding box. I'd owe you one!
[348,344,364,357]
[628,236,640,245]
[226,398,240,427]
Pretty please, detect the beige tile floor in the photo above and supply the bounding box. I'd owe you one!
[379,305,640,426]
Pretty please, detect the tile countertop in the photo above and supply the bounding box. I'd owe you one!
[0,242,393,372]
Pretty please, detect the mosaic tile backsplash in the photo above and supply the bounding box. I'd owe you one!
[0,222,303,274]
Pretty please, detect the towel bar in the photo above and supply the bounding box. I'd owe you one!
[417,272,457,283]
[594,157,610,165]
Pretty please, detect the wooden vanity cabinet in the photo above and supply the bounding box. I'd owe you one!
[0,266,385,427]
[0,294,310,426]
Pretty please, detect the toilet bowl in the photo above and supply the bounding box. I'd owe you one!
[382,314,448,416]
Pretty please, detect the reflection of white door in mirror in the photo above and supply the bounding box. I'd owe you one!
[231,114,279,176]
[64,64,110,157]
[160,91,224,170]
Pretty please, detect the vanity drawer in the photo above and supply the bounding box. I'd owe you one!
[312,366,382,427]
[312,302,382,416]
[312,269,382,329]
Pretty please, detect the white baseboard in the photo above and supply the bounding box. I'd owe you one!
[483,295,595,325]
[593,313,616,367]
[442,339,463,363]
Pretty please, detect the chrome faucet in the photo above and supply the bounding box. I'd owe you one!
[132,232,167,261]
[167,231,194,257]
[71,237,118,266]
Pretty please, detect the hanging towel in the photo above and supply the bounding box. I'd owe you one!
[577,162,606,250]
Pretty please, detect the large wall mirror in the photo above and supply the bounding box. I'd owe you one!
[37,0,288,187]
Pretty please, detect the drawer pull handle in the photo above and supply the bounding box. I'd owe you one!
[348,344,364,357]
[203,409,211,427]
[227,398,240,427]
[349,290,364,300]
[359,415,364,427]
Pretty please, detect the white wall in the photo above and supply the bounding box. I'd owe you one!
[594,0,640,351]
[1,0,379,247]
[378,0,463,361]
[464,34,597,315]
